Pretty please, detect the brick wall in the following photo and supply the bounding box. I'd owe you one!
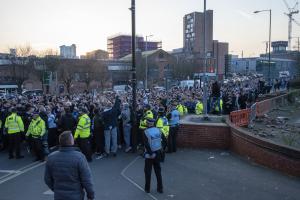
[177,124,230,149]
[177,120,300,177]
[229,121,300,177]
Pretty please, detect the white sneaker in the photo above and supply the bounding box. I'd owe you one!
[125,146,132,153]
[96,154,104,160]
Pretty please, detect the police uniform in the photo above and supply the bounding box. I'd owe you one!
[156,108,169,162]
[26,115,46,161]
[195,101,204,115]
[176,104,185,116]
[138,106,153,148]
[4,111,25,159]
[74,112,92,162]
[143,119,163,194]
[168,107,180,153]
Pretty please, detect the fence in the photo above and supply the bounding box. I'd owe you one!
[230,90,300,127]
[230,109,250,127]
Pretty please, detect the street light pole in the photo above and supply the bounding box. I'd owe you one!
[203,0,208,119]
[254,9,272,84]
[145,34,153,90]
[130,0,137,152]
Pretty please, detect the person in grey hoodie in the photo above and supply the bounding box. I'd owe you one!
[44,131,95,200]
[121,103,132,152]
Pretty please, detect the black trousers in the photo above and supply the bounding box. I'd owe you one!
[168,126,178,153]
[8,133,22,157]
[48,128,58,148]
[93,129,104,154]
[144,154,163,191]
[137,129,145,146]
[78,138,92,162]
[161,135,168,162]
[32,138,44,160]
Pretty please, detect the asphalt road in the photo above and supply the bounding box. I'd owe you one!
[0,148,299,200]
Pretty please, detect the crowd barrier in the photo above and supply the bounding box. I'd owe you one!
[230,109,250,127]
[230,90,300,127]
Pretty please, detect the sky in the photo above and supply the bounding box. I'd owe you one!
[0,0,299,57]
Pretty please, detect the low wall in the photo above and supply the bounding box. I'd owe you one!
[227,119,300,177]
[177,123,230,149]
[177,120,300,176]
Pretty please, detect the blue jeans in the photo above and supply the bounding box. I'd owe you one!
[123,124,132,148]
[104,127,117,154]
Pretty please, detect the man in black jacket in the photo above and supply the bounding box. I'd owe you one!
[102,97,121,157]
[93,108,105,158]
[44,131,95,200]
[58,107,77,134]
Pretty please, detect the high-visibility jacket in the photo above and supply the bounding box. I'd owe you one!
[156,116,169,138]
[183,105,188,115]
[215,99,223,112]
[139,110,153,130]
[74,114,91,139]
[195,102,204,115]
[176,104,184,116]
[26,117,46,138]
[4,113,24,134]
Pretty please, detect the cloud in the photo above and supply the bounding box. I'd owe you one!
[236,10,253,20]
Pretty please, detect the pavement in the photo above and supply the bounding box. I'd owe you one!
[0,148,299,200]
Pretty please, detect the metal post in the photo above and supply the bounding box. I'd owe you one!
[268,9,272,85]
[130,0,137,152]
[145,35,153,90]
[203,0,209,119]
[298,37,300,52]
[145,36,148,89]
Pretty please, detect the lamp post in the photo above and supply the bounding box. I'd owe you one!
[130,0,137,152]
[145,34,153,89]
[203,0,209,119]
[254,9,272,84]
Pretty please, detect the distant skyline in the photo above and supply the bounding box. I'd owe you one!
[0,0,299,57]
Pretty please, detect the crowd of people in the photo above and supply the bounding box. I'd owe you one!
[0,75,289,162]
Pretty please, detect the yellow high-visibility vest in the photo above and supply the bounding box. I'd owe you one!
[5,113,24,134]
[74,114,91,139]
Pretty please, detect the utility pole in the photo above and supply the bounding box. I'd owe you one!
[130,0,137,152]
[145,34,153,90]
[254,9,272,84]
[203,0,209,120]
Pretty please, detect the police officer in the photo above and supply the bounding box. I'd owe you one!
[4,107,25,159]
[167,103,180,153]
[176,102,185,116]
[26,112,46,161]
[138,105,153,149]
[195,99,204,115]
[74,108,92,162]
[143,118,163,194]
[156,107,169,162]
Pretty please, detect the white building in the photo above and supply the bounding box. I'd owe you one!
[59,44,77,59]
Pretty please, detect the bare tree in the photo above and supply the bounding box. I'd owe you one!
[58,62,74,94]
[8,44,35,93]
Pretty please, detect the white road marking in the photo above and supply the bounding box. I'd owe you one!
[0,161,40,180]
[43,190,54,195]
[0,161,45,184]
[121,156,159,200]
[0,170,21,174]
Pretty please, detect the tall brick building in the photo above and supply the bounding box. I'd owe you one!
[107,34,161,59]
